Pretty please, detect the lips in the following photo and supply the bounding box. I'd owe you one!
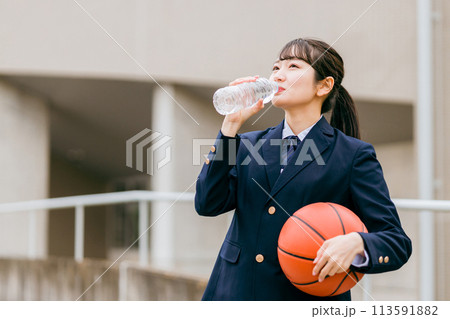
[276,87,286,94]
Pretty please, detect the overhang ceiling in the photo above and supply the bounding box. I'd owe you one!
[2,75,413,180]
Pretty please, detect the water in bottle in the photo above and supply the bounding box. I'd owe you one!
[213,78,279,115]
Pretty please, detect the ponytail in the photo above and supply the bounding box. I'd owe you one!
[326,85,360,139]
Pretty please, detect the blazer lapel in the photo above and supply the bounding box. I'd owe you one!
[260,120,284,190]
[266,117,335,203]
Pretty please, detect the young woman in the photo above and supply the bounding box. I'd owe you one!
[195,38,412,301]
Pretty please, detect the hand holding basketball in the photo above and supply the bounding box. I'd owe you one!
[312,232,365,282]
[277,202,368,296]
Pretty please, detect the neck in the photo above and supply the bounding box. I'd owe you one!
[284,105,322,135]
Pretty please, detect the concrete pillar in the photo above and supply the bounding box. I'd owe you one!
[149,84,231,276]
[0,80,50,258]
[150,84,176,269]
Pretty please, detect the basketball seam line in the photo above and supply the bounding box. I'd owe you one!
[292,279,319,286]
[329,271,350,296]
[327,203,346,235]
[291,215,326,241]
[277,246,315,261]
[350,269,360,282]
[291,274,332,286]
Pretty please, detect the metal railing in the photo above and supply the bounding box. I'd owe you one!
[0,191,447,300]
[0,191,194,264]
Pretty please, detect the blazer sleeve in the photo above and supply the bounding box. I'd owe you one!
[194,130,239,217]
[349,143,412,274]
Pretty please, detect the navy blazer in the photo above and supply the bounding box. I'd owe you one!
[195,117,412,301]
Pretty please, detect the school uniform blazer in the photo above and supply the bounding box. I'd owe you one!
[195,116,412,301]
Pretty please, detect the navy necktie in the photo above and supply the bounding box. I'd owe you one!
[281,135,300,170]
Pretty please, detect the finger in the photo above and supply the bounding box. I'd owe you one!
[318,261,335,282]
[313,241,327,264]
[246,99,264,118]
[334,261,350,274]
[312,253,328,276]
[312,248,326,275]
[324,258,352,279]
[333,267,344,275]
[230,77,247,84]
[229,76,259,86]
[328,265,339,277]
[237,76,258,83]
[313,248,323,264]
[248,98,263,111]
[255,98,264,109]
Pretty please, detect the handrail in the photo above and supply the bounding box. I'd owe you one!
[0,190,194,213]
[0,192,447,213]
[0,191,194,265]
[394,198,450,211]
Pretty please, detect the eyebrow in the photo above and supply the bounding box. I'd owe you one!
[273,57,299,64]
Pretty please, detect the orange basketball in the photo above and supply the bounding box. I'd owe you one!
[277,202,368,297]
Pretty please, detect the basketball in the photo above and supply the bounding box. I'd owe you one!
[277,202,368,297]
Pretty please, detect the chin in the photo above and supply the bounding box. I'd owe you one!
[272,98,291,110]
[272,96,285,107]
[271,101,283,110]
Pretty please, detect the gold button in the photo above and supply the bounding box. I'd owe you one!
[378,256,383,264]
[384,256,389,263]
[256,254,264,263]
[205,158,210,165]
[268,206,276,215]
[210,145,216,153]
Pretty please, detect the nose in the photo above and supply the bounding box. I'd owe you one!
[272,71,285,82]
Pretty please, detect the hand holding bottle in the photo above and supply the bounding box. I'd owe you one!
[220,75,266,137]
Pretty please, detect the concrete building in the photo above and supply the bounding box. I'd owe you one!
[0,0,448,300]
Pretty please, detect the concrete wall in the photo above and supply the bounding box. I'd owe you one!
[370,141,419,300]
[0,255,420,301]
[368,139,449,300]
[0,257,206,301]
[0,80,49,258]
[0,0,417,102]
[121,262,207,301]
[48,153,108,259]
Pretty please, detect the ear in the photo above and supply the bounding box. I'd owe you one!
[316,76,334,97]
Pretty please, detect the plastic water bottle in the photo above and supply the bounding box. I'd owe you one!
[213,78,279,115]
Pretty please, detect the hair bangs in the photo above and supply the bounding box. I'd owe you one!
[278,39,315,65]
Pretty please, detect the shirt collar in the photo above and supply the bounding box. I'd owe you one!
[282,115,323,141]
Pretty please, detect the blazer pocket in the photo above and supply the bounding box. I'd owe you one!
[219,240,241,264]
